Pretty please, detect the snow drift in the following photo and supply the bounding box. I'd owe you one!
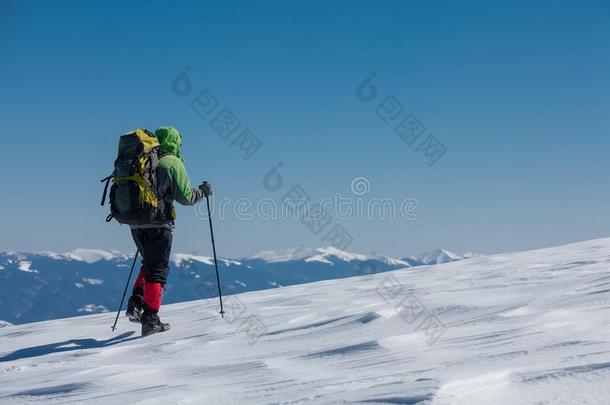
[1,238,610,404]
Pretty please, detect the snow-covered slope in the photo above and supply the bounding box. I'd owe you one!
[1,238,610,404]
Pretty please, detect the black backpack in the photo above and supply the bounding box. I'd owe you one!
[101,129,162,225]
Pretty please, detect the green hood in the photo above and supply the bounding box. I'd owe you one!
[155,126,184,162]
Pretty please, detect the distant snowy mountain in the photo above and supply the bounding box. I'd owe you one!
[252,246,371,263]
[39,249,129,263]
[251,246,413,268]
[404,248,479,266]
[0,247,474,324]
[1,238,609,403]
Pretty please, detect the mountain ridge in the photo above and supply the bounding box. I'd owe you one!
[0,247,475,325]
[4,246,476,265]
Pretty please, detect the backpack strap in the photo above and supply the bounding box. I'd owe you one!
[100,171,115,206]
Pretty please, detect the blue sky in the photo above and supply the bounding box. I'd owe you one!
[1,0,609,258]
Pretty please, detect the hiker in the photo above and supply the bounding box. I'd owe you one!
[105,127,212,336]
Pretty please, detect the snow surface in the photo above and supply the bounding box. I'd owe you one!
[2,238,610,404]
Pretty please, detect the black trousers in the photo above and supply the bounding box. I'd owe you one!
[131,227,173,285]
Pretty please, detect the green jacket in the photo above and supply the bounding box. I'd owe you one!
[155,127,204,223]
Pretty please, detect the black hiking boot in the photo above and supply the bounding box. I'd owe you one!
[125,295,144,324]
[141,310,170,337]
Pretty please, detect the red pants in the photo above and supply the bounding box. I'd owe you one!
[132,268,163,312]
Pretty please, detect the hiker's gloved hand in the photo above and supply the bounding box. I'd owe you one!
[199,181,213,197]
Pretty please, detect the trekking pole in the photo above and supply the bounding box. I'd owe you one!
[206,196,225,318]
[111,250,140,331]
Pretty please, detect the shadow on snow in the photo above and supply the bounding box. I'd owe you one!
[0,331,139,363]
